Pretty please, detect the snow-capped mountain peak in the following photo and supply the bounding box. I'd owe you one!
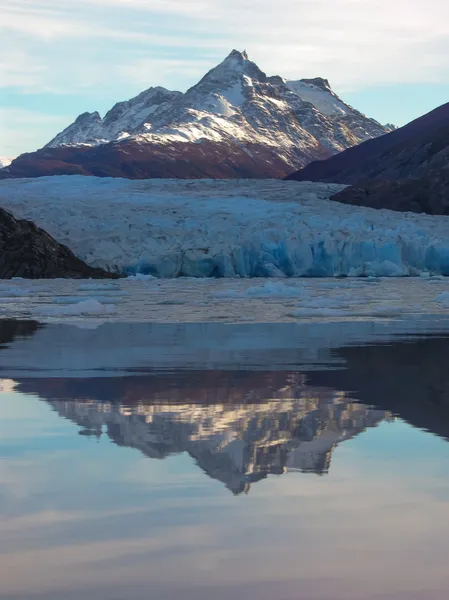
[5,50,394,180]
[197,48,266,83]
[47,86,181,147]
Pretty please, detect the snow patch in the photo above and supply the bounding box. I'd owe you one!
[286,80,351,117]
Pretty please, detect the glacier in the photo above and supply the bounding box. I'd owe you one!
[1,176,449,278]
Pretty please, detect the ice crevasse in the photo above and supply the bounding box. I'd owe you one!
[1,176,449,278]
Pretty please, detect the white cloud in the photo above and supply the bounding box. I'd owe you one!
[1,0,448,89]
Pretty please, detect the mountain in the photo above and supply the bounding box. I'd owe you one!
[286,102,449,214]
[1,50,391,180]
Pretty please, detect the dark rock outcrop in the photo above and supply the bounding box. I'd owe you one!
[0,207,117,278]
[286,102,449,214]
[332,172,449,214]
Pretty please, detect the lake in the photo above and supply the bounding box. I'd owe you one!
[1,319,449,599]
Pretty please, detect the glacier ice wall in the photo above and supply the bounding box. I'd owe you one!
[1,176,449,278]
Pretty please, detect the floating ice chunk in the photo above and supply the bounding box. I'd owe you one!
[0,287,30,297]
[213,281,307,298]
[435,292,449,306]
[246,281,306,297]
[293,307,350,318]
[53,295,122,304]
[297,296,358,310]
[33,299,116,317]
[212,288,244,299]
[126,273,156,281]
[155,299,186,305]
[53,296,87,304]
[77,282,121,291]
[348,262,405,278]
[292,303,404,319]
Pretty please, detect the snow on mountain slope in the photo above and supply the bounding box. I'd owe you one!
[286,78,352,117]
[47,51,324,155]
[1,176,449,278]
[48,87,182,147]
[7,50,390,181]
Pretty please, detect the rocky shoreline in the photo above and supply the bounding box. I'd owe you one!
[0,207,118,279]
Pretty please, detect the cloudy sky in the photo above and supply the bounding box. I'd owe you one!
[2,0,449,158]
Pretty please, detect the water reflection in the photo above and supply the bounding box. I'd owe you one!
[4,326,449,599]
[42,386,387,494]
[8,332,449,493]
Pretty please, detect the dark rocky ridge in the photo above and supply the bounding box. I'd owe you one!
[286,102,449,214]
[331,172,449,215]
[0,207,117,278]
[0,139,319,180]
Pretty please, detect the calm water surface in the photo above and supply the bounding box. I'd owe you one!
[1,320,449,599]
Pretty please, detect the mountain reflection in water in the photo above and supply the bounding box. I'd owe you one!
[8,332,449,495]
[34,378,388,494]
[4,322,449,599]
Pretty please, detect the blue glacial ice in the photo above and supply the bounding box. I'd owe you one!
[1,176,449,278]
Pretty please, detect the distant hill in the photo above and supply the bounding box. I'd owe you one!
[286,102,449,214]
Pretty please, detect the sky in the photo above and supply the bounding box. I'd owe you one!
[1,0,449,158]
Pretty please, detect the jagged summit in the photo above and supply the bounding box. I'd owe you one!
[47,86,181,147]
[189,48,267,94]
[232,49,249,59]
[5,50,393,180]
[75,111,101,124]
[300,77,332,91]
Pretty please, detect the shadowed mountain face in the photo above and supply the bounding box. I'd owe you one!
[0,50,389,181]
[286,102,449,214]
